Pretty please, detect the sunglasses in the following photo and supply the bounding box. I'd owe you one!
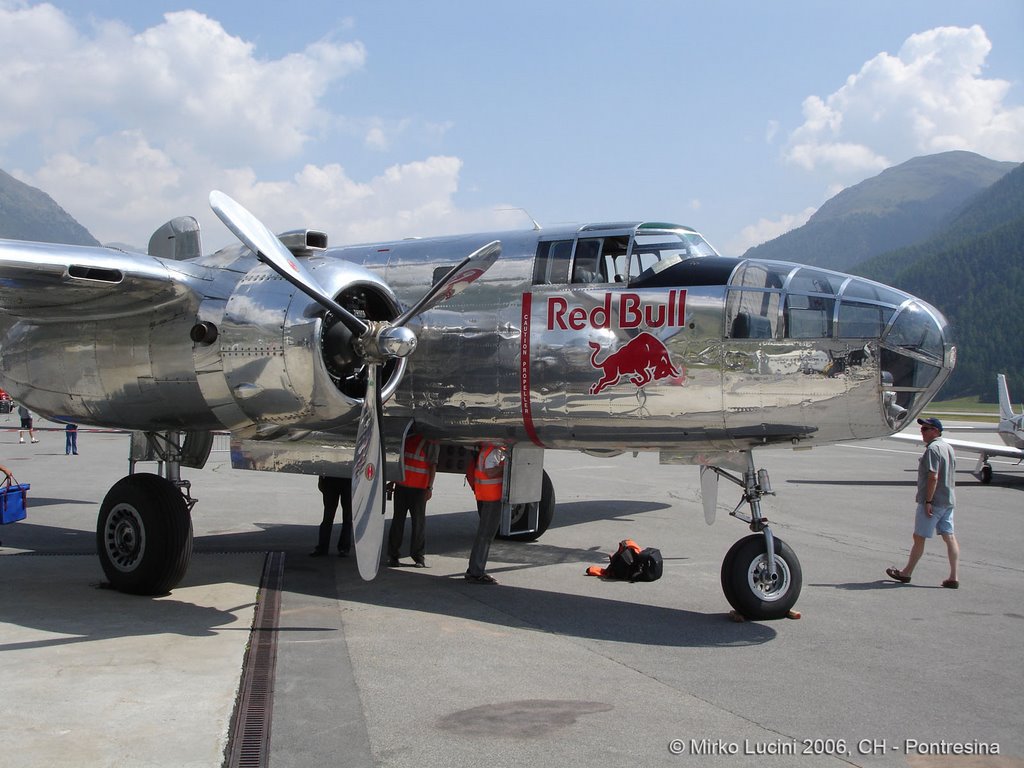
[919,425,937,432]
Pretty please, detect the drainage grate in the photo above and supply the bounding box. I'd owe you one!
[225,551,284,768]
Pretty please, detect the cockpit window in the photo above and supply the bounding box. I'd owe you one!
[883,301,945,363]
[726,261,787,338]
[837,302,895,338]
[535,236,630,285]
[536,226,716,286]
[840,279,906,306]
[786,267,836,296]
[571,239,602,283]
[723,260,951,428]
[628,232,717,281]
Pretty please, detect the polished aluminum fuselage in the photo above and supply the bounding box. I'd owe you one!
[0,223,955,469]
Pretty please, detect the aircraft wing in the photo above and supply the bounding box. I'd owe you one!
[888,431,1024,461]
[0,238,196,320]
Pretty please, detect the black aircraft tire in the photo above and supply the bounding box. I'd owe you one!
[497,471,555,542]
[981,465,993,484]
[719,541,740,609]
[96,473,193,595]
[722,534,802,620]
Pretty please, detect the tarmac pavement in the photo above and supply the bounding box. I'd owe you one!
[1,414,1022,767]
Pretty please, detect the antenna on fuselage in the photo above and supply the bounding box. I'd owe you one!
[496,207,541,231]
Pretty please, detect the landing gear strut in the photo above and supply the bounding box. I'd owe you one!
[96,431,202,595]
[709,452,802,620]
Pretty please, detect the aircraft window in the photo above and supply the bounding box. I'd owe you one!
[727,289,780,338]
[881,348,942,390]
[729,261,789,291]
[679,232,719,257]
[565,239,602,284]
[787,268,836,295]
[571,238,605,283]
[883,301,945,363]
[837,301,894,338]
[626,232,717,280]
[841,279,906,306]
[598,235,630,282]
[784,294,834,338]
[533,240,572,284]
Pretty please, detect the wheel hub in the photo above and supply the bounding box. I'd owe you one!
[104,505,146,572]
[747,554,791,602]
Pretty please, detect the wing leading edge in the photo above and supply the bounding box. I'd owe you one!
[0,238,196,320]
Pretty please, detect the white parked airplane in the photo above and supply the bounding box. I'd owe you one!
[891,374,1024,483]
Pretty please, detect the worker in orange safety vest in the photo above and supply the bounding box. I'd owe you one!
[386,433,439,567]
[465,443,506,584]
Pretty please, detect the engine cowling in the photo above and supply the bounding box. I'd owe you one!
[206,256,407,433]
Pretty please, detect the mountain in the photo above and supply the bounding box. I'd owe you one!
[854,162,1024,400]
[743,151,1017,271]
[0,169,99,246]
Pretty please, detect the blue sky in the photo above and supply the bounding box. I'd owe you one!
[1,1,1022,255]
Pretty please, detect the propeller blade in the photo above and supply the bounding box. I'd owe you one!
[351,362,386,580]
[700,465,718,525]
[393,240,500,327]
[210,190,368,336]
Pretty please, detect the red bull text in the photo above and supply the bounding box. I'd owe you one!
[546,290,686,331]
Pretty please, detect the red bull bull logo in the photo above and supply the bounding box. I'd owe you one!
[588,332,682,395]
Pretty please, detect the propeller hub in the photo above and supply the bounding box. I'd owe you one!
[378,325,418,358]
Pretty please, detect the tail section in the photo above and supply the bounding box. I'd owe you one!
[997,374,1016,422]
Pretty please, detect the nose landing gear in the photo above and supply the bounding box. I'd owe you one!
[707,452,803,620]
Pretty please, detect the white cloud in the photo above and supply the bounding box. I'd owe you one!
[0,4,508,248]
[726,206,817,256]
[785,25,1024,178]
[0,7,365,162]
[365,126,389,151]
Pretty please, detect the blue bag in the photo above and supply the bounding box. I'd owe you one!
[1,470,29,524]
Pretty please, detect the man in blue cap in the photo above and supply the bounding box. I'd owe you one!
[886,417,960,588]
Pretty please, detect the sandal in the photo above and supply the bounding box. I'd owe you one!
[464,572,498,585]
[942,579,959,589]
[886,567,911,583]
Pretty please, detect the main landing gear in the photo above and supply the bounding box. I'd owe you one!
[707,452,803,620]
[96,431,202,595]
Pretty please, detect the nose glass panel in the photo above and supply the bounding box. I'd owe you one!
[880,299,952,426]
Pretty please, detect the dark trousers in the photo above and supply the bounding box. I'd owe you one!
[388,484,427,561]
[317,476,353,553]
[468,500,502,577]
[65,430,78,454]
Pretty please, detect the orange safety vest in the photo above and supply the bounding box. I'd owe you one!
[400,434,436,489]
[472,444,504,502]
[586,539,642,577]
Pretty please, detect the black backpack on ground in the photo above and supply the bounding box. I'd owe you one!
[588,540,663,582]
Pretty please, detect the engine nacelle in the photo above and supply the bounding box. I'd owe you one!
[196,256,406,434]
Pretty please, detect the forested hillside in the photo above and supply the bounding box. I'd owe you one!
[744,152,1016,272]
[855,163,1024,399]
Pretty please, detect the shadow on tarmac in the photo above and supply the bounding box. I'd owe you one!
[3,522,775,654]
[327,565,777,648]
[0,556,255,653]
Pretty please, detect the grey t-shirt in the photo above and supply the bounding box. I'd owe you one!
[917,437,956,507]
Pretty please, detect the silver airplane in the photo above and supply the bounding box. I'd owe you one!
[891,373,1024,483]
[0,192,955,620]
